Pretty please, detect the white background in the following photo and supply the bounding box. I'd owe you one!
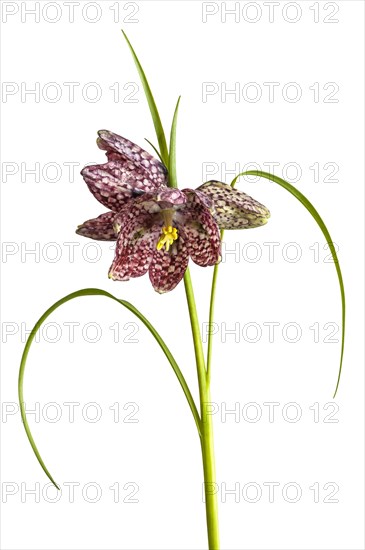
[1,1,364,549]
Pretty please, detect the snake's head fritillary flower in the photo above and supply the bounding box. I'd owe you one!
[77,131,270,293]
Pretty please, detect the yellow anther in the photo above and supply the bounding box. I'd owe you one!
[156,226,178,252]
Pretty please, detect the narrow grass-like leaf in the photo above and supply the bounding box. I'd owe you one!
[122,30,169,166]
[231,170,345,397]
[144,138,164,163]
[168,96,181,189]
[19,289,202,488]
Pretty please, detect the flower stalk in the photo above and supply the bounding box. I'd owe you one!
[184,269,220,548]
[169,74,219,546]
[200,388,220,549]
[171,91,219,544]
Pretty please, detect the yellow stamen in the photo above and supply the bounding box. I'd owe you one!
[156,225,178,252]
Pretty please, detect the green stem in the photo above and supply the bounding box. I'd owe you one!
[184,269,220,549]
[183,269,206,405]
[201,386,220,550]
[206,230,224,385]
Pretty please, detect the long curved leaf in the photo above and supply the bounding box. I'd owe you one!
[19,288,202,489]
[231,170,345,397]
[168,96,181,189]
[122,31,169,167]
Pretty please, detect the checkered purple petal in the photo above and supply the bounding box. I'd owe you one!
[179,191,221,267]
[76,211,118,241]
[149,230,190,294]
[97,130,168,187]
[108,199,162,281]
[197,180,270,229]
[81,156,163,213]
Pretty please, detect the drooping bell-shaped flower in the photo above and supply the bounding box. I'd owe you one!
[77,130,270,293]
